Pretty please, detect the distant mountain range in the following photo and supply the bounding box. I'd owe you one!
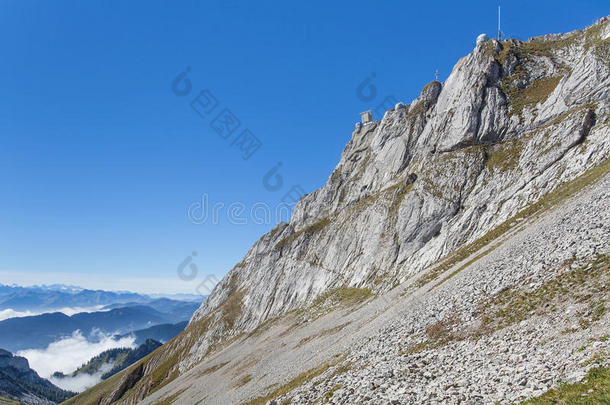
[0,299,197,352]
[0,285,148,313]
[0,284,203,314]
[115,321,188,345]
[0,282,200,397]
[0,281,202,352]
[0,348,74,404]
[102,298,199,322]
[0,307,163,352]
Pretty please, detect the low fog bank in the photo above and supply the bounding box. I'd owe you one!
[17,330,136,392]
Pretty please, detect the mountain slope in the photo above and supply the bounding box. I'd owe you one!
[63,19,610,405]
[0,349,74,404]
[70,163,610,405]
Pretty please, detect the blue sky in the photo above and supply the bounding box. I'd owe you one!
[1,0,607,294]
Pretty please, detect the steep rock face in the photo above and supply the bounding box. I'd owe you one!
[0,349,74,404]
[79,21,610,405]
[189,21,610,362]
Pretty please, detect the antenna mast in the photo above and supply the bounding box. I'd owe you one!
[498,6,501,41]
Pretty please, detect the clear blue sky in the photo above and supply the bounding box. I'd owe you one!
[1,0,607,294]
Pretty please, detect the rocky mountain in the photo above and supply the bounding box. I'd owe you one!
[52,339,161,383]
[0,349,74,404]
[63,18,610,405]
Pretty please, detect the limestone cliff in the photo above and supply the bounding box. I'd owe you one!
[189,20,609,360]
[63,19,610,405]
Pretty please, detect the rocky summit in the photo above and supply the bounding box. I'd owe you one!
[64,19,610,405]
[0,349,74,404]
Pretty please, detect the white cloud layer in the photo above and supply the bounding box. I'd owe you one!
[49,362,115,393]
[17,330,136,392]
[0,306,107,321]
[0,309,38,321]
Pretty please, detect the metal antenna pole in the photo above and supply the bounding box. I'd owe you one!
[435,70,439,81]
[498,6,501,41]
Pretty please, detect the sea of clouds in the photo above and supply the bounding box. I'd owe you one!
[0,305,108,321]
[17,330,136,392]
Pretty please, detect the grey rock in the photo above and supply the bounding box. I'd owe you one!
[99,20,610,405]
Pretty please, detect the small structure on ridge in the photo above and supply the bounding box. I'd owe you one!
[360,110,373,124]
[476,33,489,46]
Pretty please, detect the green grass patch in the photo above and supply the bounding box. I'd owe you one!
[485,139,523,174]
[153,388,187,405]
[520,365,610,404]
[232,374,253,390]
[522,35,580,58]
[523,21,606,57]
[295,322,351,349]
[197,361,229,377]
[0,397,24,405]
[434,241,503,288]
[503,75,563,117]
[145,316,214,396]
[591,302,606,322]
[494,40,515,65]
[343,192,380,221]
[221,288,246,330]
[387,180,414,218]
[400,340,432,355]
[310,287,373,310]
[416,157,610,289]
[479,254,609,333]
[400,317,463,355]
[274,218,330,250]
[322,384,343,402]
[496,22,606,118]
[534,104,597,135]
[240,359,342,405]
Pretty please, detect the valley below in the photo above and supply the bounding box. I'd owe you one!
[0,288,202,403]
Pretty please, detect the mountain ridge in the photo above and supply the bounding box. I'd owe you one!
[0,287,147,313]
[0,284,204,314]
[63,19,610,405]
[0,349,74,405]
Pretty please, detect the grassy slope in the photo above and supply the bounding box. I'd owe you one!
[521,366,610,404]
[60,366,128,405]
[418,157,610,288]
[0,397,21,405]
